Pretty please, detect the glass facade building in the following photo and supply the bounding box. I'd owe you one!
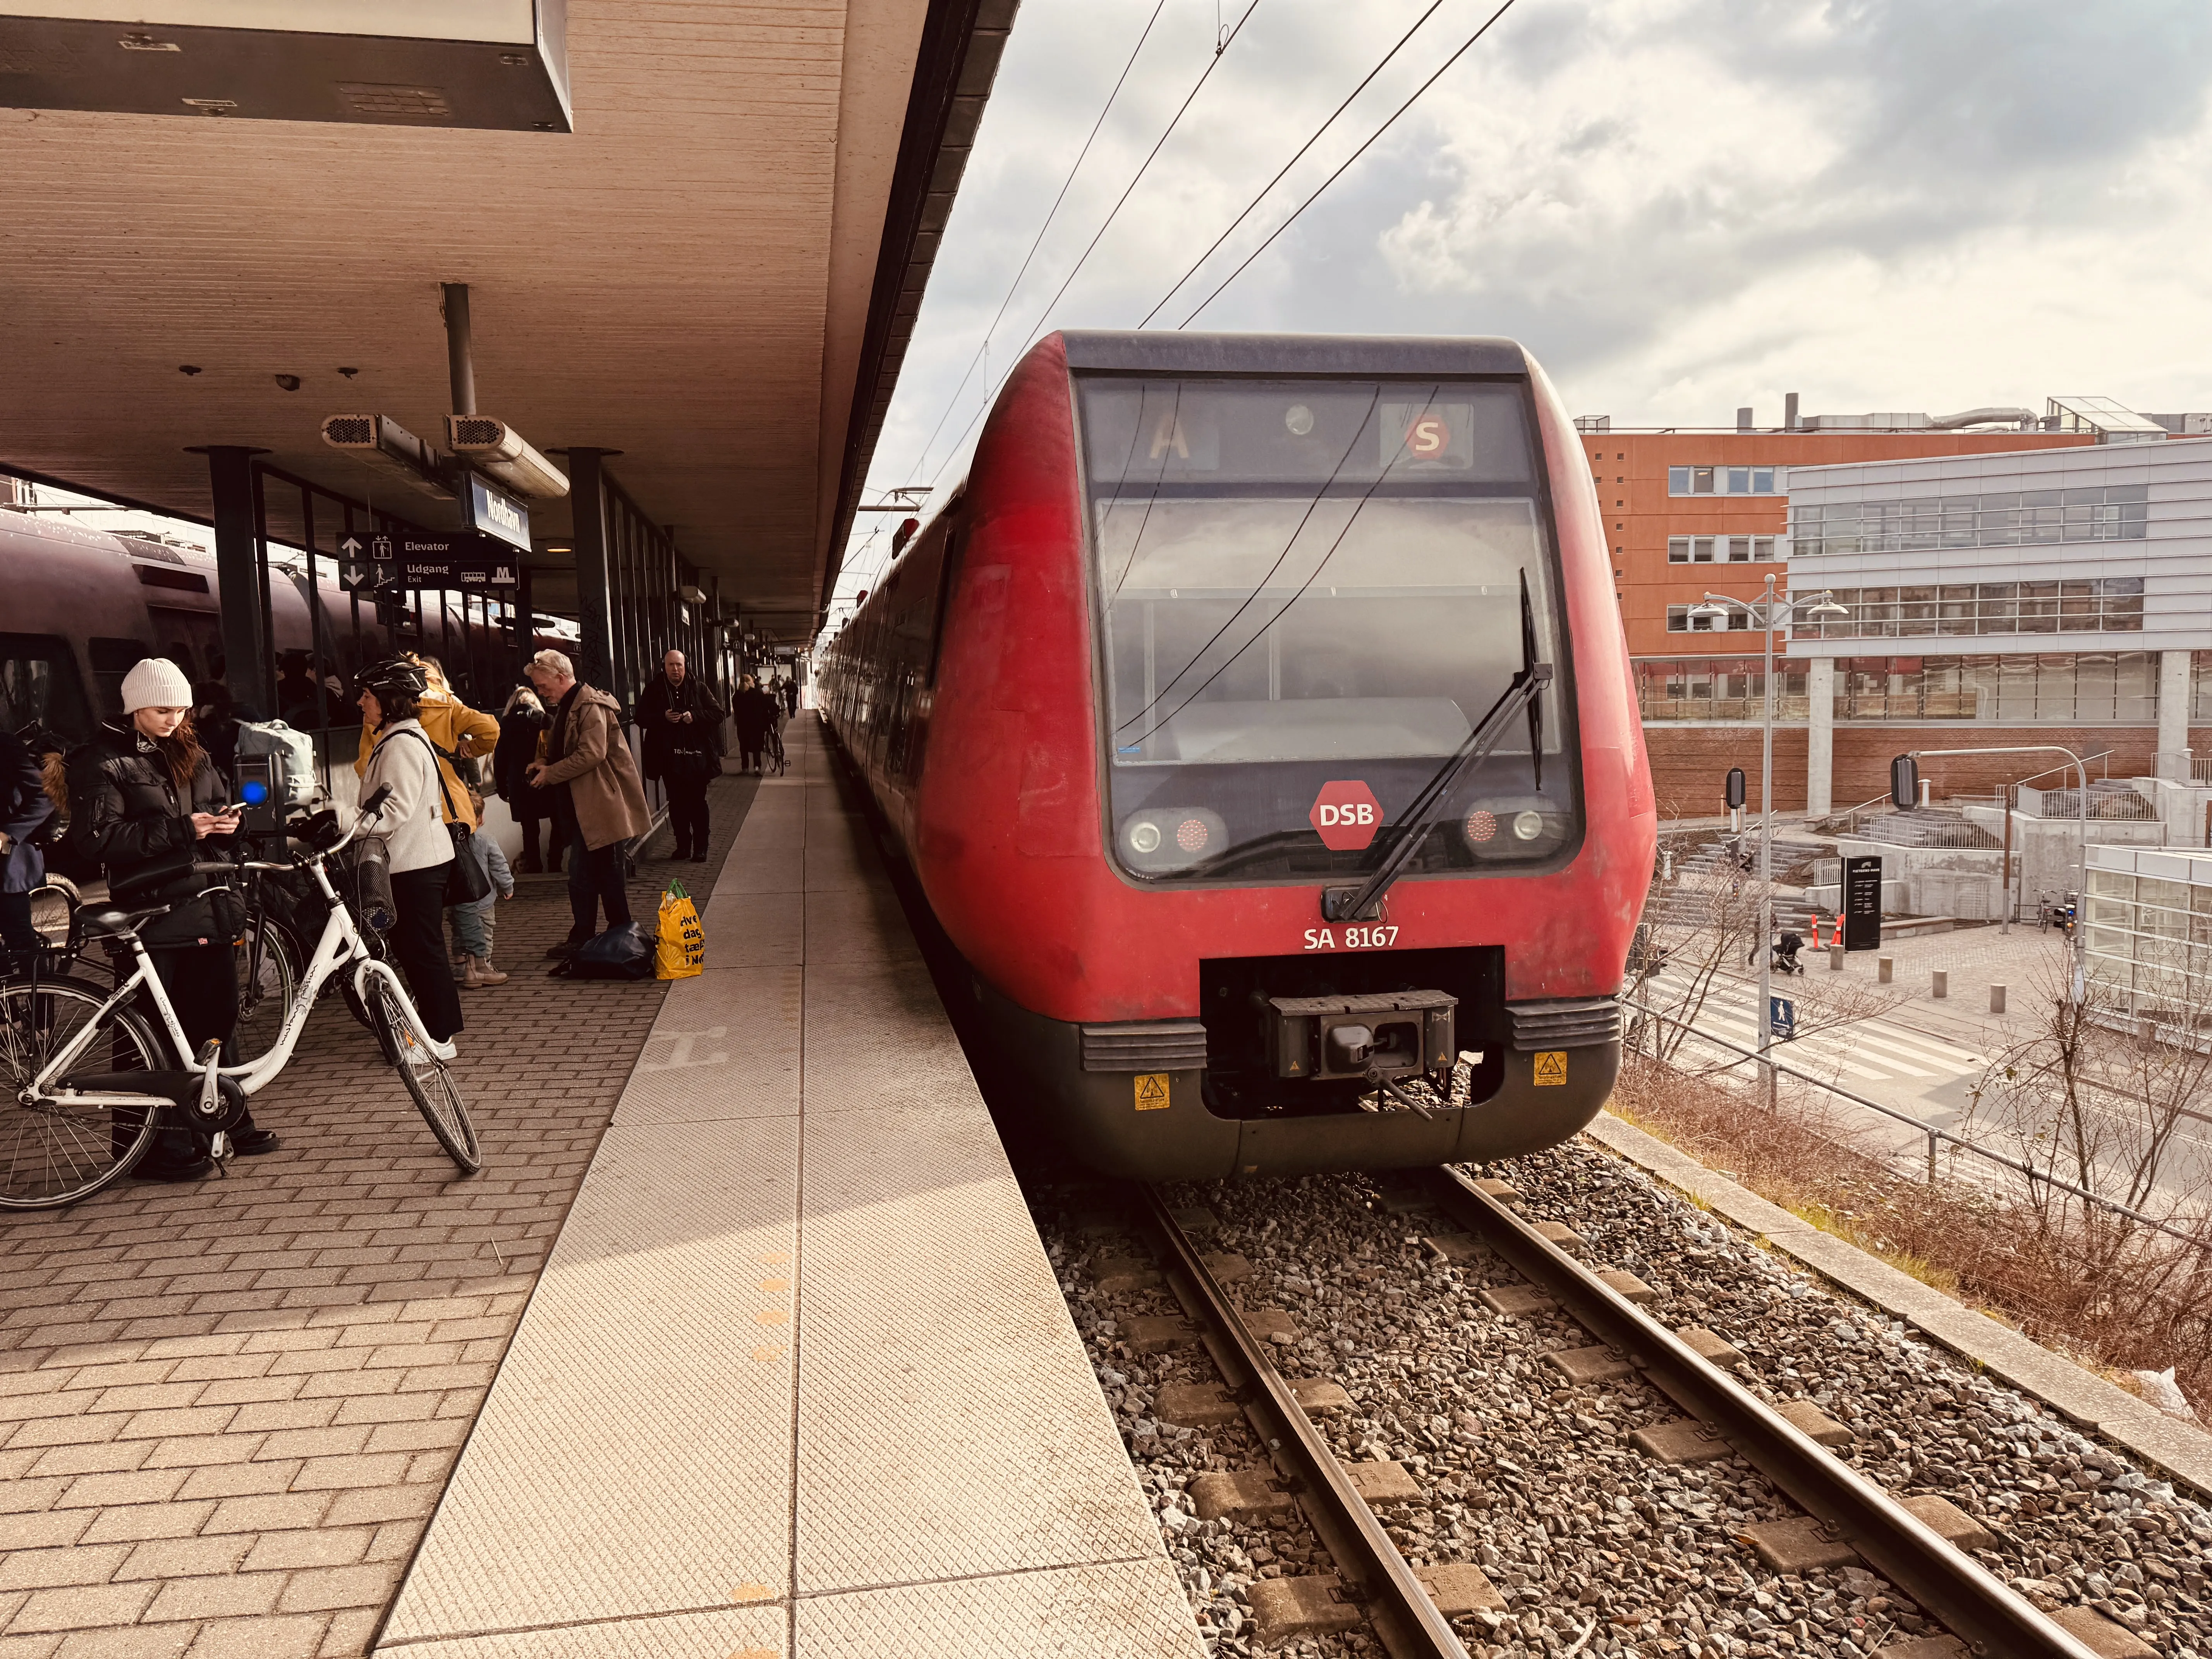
[2083,846,2212,1028]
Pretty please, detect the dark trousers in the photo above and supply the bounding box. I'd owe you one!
[516,814,548,871]
[0,891,33,955]
[666,773,710,856]
[124,941,244,1168]
[566,822,632,939]
[389,866,465,1043]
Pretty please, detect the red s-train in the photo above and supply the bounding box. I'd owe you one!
[821,332,1655,1180]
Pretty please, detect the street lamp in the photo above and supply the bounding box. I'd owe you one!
[1688,579,1846,1106]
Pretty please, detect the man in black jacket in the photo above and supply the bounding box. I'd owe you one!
[635,649,725,862]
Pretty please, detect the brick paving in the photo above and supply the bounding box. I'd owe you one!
[0,773,757,1659]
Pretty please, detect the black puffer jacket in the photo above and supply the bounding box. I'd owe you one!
[68,721,231,945]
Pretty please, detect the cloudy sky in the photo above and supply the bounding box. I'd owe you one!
[832,0,2212,608]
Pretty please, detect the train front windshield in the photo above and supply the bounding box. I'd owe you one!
[1079,376,1578,883]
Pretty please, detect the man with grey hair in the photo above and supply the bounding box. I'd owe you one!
[524,649,651,956]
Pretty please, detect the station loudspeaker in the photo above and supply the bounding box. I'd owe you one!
[445,417,570,500]
[1723,766,1747,811]
[320,414,455,501]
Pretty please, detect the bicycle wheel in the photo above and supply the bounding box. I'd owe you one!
[368,975,481,1173]
[0,975,167,1209]
[228,916,300,1066]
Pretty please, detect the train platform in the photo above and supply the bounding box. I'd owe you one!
[374,719,1201,1658]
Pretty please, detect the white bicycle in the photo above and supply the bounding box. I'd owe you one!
[0,785,479,1209]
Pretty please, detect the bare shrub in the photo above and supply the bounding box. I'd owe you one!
[1611,1044,2212,1410]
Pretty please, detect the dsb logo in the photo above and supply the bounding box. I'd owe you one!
[1310,780,1383,851]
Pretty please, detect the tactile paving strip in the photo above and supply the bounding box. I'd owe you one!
[613,967,803,1126]
[802,885,924,964]
[796,1103,1163,1590]
[380,719,1198,1657]
[700,891,808,964]
[380,1118,800,1641]
[802,961,979,1120]
[796,1560,1206,1657]
[380,1605,786,1659]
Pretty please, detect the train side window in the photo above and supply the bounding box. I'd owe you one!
[86,637,154,721]
[147,606,226,685]
[0,634,95,743]
[926,525,966,687]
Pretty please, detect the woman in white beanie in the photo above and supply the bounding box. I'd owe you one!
[68,654,279,1180]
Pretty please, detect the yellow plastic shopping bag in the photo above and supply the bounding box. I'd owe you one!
[656,880,706,979]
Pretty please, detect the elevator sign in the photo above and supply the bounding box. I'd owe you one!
[1309,780,1383,851]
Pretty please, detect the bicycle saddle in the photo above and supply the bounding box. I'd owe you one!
[68,1070,250,1133]
[75,904,171,940]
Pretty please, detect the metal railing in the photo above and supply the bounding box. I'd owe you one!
[1626,994,2209,1254]
[1825,807,2001,850]
[2016,782,2158,821]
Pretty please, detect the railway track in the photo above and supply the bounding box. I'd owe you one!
[1061,1168,2128,1658]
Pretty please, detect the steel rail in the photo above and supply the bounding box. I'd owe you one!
[1425,1166,2100,1659]
[1138,1185,1470,1659]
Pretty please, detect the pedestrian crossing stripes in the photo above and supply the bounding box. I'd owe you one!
[1640,972,1990,1086]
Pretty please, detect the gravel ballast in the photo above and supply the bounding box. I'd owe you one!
[1041,1133,2212,1659]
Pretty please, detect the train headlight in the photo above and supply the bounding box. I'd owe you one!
[1465,798,1565,860]
[1118,808,1228,874]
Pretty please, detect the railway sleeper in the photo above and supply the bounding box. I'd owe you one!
[1429,1164,2117,1659]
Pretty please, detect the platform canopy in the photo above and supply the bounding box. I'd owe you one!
[0,0,1013,642]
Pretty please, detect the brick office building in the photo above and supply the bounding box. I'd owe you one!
[1575,401,2112,816]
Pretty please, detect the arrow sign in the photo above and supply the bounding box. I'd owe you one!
[338,534,364,558]
[337,559,375,592]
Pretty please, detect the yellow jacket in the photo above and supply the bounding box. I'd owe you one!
[354,684,499,826]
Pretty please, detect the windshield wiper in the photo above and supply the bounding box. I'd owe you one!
[1321,570,1552,923]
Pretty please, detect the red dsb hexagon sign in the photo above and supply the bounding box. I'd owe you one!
[1309,780,1383,851]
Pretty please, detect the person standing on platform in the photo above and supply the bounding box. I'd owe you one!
[353,653,497,831]
[781,677,800,719]
[352,658,466,1046]
[493,684,552,873]
[0,723,57,959]
[69,656,278,1179]
[523,650,650,959]
[732,674,779,775]
[447,786,514,988]
[636,649,724,863]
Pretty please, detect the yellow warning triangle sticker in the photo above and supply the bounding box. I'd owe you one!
[1533,1051,1568,1086]
[1134,1073,1171,1110]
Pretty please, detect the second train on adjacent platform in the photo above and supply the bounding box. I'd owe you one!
[820,331,1656,1180]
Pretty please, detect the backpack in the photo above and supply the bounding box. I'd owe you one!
[236,720,317,807]
[549,921,656,981]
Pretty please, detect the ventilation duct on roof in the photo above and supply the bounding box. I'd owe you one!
[1928,407,2035,430]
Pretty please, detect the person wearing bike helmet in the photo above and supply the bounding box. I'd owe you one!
[68,656,279,1178]
[352,657,465,1046]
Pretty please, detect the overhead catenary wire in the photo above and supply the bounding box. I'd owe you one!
[1136,0,1455,328]
[906,0,1173,484]
[907,0,1266,498]
[1174,0,1520,327]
